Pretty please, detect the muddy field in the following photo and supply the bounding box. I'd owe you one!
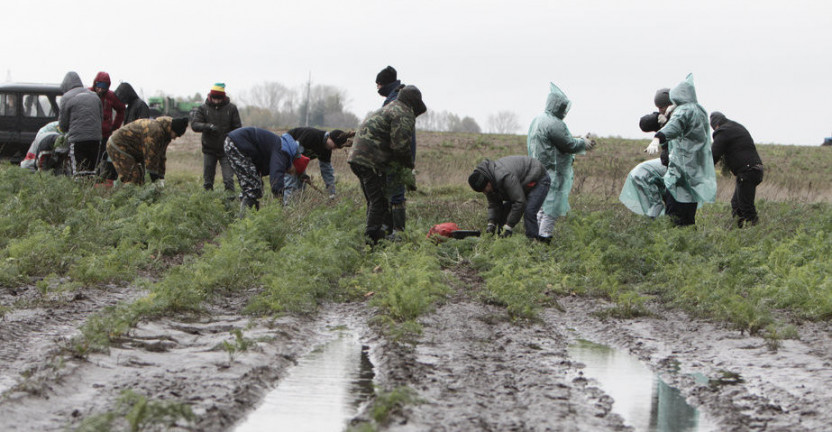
[2,263,832,432]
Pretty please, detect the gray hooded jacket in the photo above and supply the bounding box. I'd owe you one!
[475,155,547,228]
[59,72,103,143]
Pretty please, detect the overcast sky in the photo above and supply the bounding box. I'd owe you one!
[4,0,830,145]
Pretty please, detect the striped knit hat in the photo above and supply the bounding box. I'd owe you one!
[209,83,226,98]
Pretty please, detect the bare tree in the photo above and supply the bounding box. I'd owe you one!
[487,110,521,134]
[240,82,294,113]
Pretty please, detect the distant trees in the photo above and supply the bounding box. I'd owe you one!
[416,110,481,133]
[237,81,359,129]
[487,111,521,134]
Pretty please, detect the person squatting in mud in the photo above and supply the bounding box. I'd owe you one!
[224,126,310,212]
[348,84,426,245]
[526,82,596,242]
[709,111,764,227]
[106,116,189,185]
[467,155,551,240]
[284,127,354,203]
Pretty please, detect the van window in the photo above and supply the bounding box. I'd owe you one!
[22,94,59,118]
[0,93,17,117]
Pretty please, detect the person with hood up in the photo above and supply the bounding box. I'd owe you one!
[645,74,717,226]
[191,83,242,192]
[284,127,354,202]
[114,82,150,125]
[106,116,188,185]
[349,84,426,245]
[59,71,103,177]
[19,121,64,172]
[91,72,126,180]
[468,156,551,240]
[224,127,310,211]
[375,66,417,235]
[527,82,596,242]
[710,112,764,227]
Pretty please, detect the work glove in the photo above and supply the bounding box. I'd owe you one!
[206,124,218,133]
[645,137,661,155]
[156,179,165,188]
[485,222,497,235]
[498,225,513,238]
[583,137,596,151]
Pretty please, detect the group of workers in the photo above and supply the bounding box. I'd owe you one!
[21,69,763,246]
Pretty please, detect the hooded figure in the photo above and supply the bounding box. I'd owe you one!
[20,121,62,172]
[59,71,103,176]
[90,72,126,142]
[526,83,594,239]
[650,74,717,225]
[114,82,150,125]
[468,156,550,239]
[619,158,668,218]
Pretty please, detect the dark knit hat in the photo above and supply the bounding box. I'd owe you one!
[468,170,488,192]
[328,129,350,148]
[171,117,188,136]
[376,66,397,86]
[654,88,671,109]
[710,111,727,129]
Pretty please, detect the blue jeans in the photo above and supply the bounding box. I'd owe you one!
[283,160,336,204]
[523,174,551,238]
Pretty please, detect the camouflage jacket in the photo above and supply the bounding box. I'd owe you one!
[347,100,415,171]
[108,117,173,178]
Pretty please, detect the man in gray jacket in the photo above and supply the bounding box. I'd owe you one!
[467,155,551,240]
[59,71,103,177]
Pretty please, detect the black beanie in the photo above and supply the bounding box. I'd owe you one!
[329,129,349,147]
[710,111,727,129]
[654,88,671,109]
[171,117,188,136]
[468,170,488,192]
[376,66,397,86]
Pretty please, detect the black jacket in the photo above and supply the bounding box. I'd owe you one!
[712,120,762,175]
[288,127,332,163]
[114,83,150,125]
[191,97,242,156]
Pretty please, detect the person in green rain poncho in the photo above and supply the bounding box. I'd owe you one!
[645,74,717,226]
[619,158,668,218]
[527,82,596,242]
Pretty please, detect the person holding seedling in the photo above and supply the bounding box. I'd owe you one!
[107,116,188,185]
[284,127,354,202]
[710,111,763,227]
[527,82,596,243]
[468,155,551,241]
[645,74,716,226]
[349,84,426,245]
[225,126,310,211]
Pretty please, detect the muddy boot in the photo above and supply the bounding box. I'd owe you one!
[536,236,551,245]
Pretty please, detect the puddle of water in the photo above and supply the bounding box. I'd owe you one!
[568,339,717,432]
[235,332,374,432]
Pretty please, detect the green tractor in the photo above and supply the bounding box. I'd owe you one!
[148,96,201,119]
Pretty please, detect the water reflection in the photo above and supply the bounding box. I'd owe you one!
[235,333,374,432]
[568,339,716,432]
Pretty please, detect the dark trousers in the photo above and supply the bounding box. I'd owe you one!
[69,140,101,177]
[351,162,390,243]
[203,152,236,191]
[665,191,698,227]
[732,167,763,227]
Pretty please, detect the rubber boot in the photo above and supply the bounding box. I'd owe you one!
[391,203,406,232]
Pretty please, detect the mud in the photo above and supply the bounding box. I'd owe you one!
[2,271,832,431]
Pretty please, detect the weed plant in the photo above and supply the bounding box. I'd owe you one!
[72,389,194,432]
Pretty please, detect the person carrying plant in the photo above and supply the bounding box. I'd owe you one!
[527,82,596,242]
[467,155,551,240]
[349,84,426,245]
[106,116,188,185]
[190,83,243,192]
[709,111,763,227]
[645,74,717,226]
[284,127,354,202]
[224,126,310,211]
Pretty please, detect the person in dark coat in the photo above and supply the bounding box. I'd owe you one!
[639,87,674,167]
[191,83,242,191]
[59,71,103,177]
[468,156,551,240]
[375,66,417,234]
[224,127,309,211]
[710,112,764,227]
[284,127,354,202]
[114,82,150,125]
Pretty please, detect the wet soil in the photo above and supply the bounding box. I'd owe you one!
[2,268,832,431]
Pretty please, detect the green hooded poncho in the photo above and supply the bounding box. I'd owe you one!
[658,74,717,204]
[526,83,587,217]
[619,158,667,218]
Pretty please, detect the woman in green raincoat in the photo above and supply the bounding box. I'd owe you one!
[527,83,595,241]
[645,74,717,226]
[619,158,667,218]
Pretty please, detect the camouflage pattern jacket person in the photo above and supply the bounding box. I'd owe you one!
[106,117,174,184]
[348,85,426,172]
